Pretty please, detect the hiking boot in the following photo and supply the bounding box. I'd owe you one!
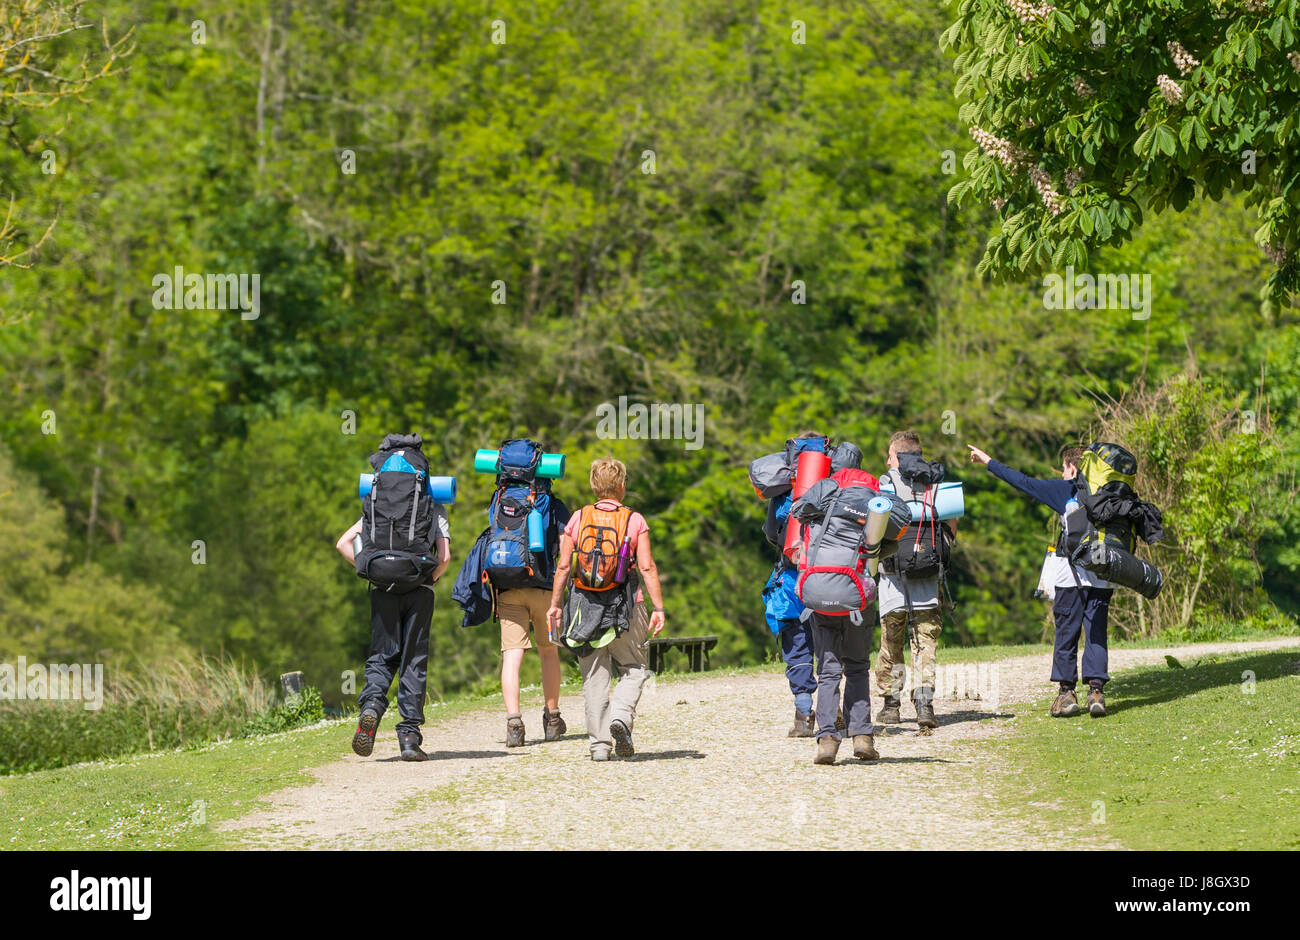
[1086,685,1106,717]
[351,706,380,757]
[1050,687,1080,718]
[835,709,846,732]
[814,736,840,765]
[610,719,635,758]
[788,709,816,737]
[914,687,938,729]
[398,731,431,761]
[875,696,902,725]
[852,734,879,761]
[543,707,567,741]
[506,715,526,747]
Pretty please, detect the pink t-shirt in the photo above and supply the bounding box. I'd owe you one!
[563,499,649,545]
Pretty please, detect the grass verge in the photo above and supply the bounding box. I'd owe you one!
[994,648,1300,850]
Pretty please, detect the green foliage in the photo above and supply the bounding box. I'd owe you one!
[1092,370,1286,637]
[943,0,1300,306]
[0,0,1294,714]
[0,656,275,774]
[243,685,324,737]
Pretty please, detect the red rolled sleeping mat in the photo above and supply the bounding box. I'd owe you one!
[782,450,832,562]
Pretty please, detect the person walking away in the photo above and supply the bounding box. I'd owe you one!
[547,457,666,761]
[874,431,957,730]
[336,433,451,761]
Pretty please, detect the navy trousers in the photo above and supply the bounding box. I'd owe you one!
[1051,586,1113,687]
[778,616,817,698]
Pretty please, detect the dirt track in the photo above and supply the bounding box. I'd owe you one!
[220,637,1300,850]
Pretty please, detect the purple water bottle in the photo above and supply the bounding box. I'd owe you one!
[614,536,632,583]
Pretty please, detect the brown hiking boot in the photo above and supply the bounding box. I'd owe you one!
[1050,687,1080,717]
[875,696,902,725]
[788,709,816,737]
[813,736,840,765]
[1086,685,1106,717]
[505,715,526,747]
[852,734,879,761]
[543,707,566,741]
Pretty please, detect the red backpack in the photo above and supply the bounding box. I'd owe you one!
[795,469,882,620]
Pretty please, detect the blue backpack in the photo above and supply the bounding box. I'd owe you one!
[484,439,567,591]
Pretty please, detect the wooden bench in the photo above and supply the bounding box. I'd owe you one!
[647,635,718,673]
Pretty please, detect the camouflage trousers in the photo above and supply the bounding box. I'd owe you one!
[875,606,943,698]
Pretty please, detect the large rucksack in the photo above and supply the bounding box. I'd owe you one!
[792,468,894,623]
[355,433,440,593]
[484,439,561,591]
[1062,442,1164,598]
[881,456,953,580]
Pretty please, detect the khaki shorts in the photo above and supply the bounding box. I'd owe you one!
[498,587,556,652]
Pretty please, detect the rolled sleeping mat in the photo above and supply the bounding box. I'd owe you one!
[359,473,458,505]
[783,450,833,560]
[473,448,567,479]
[876,479,964,522]
[864,495,893,577]
[864,492,912,576]
[427,475,457,504]
[1080,541,1163,599]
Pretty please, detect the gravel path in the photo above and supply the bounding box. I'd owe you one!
[221,637,1300,850]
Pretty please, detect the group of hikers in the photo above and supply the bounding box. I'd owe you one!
[334,428,1163,766]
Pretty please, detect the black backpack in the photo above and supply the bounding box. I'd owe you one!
[355,433,440,593]
[881,458,952,579]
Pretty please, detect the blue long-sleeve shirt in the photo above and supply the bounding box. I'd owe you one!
[986,460,1111,590]
[987,459,1075,514]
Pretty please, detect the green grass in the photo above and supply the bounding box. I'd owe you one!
[996,648,1300,850]
[0,696,491,850]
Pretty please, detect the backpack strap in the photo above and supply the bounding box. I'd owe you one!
[408,473,421,543]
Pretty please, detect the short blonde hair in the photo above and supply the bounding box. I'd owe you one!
[589,457,627,500]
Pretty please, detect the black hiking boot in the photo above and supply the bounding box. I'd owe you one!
[610,719,635,758]
[543,707,567,741]
[876,695,902,725]
[351,706,380,757]
[506,714,526,748]
[398,731,432,761]
[914,687,938,729]
[788,709,816,737]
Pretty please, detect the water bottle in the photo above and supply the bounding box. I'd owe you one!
[614,536,632,583]
[527,508,545,552]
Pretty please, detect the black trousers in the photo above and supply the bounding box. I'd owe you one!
[359,585,435,737]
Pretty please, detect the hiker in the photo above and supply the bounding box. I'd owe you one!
[789,455,894,765]
[752,431,831,737]
[874,431,957,730]
[967,442,1113,717]
[546,457,665,761]
[336,433,451,761]
[469,439,572,748]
